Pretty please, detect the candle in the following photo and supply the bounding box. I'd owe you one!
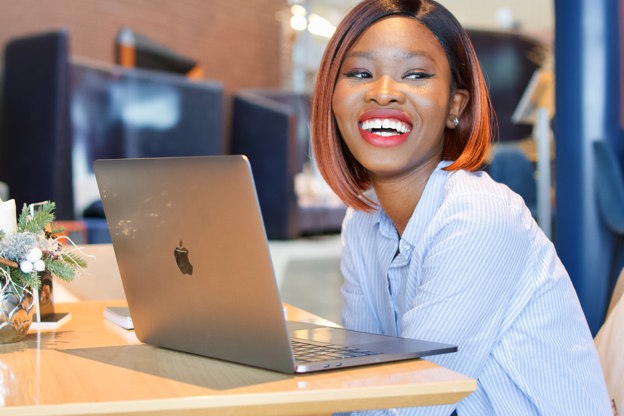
[0,198,17,235]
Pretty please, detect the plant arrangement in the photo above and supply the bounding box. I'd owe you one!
[0,201,87,296]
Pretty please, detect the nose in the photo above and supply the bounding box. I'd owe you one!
[364,75,405,105]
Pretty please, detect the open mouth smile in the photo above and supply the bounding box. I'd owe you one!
[359,118,412,137]
[357,113,413,147]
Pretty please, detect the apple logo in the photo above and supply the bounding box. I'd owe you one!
[174,240,193,275]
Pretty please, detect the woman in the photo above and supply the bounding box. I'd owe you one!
[310,0,611,414]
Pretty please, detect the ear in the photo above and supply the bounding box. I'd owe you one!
[446,88,470,129]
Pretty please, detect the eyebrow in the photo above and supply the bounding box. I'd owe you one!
[345,49,435,62]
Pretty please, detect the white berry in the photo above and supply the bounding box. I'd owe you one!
[25,247,43,263]
[34,260,46,272]
[20,261,34,273]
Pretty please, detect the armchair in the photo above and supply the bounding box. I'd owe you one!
[487,145,538,218]
[229,89,345,240]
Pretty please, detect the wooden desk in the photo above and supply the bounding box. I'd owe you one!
[0,301,475,416]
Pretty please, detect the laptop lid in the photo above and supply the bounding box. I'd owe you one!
[94,155,457,374]
[95,155,297,372]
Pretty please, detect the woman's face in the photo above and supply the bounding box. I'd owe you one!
[332,16,468,181]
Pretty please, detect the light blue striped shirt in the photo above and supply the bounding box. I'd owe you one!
[339,162,611,415]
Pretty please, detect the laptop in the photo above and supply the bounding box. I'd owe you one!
[93,155,457,373]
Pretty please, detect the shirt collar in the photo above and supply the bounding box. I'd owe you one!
[373,160,452,245]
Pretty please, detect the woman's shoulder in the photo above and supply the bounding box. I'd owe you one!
[435,168,537,235]
[445,168,528,211]
[447,168,510,193]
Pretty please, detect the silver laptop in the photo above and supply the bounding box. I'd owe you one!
[93,155,456,373]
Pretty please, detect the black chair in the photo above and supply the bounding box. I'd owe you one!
[0,30,74,219]
[593,140,624,311]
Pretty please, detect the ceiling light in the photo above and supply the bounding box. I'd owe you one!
[307,14,335,38]
[290,14,308,31]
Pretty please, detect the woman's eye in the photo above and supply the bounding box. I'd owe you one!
[344,70,372,79]
[404,72,433,80]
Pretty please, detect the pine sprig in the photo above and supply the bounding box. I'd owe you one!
[43,251,88,282]
[43,256,78,282]
[17,202,56,233]
[60,252,88,269]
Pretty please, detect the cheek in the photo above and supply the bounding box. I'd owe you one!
[411,91,452,124]
[331,86,354,132]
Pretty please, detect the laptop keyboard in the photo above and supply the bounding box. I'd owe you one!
[291,340,382,363]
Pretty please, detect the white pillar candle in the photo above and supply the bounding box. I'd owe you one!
[0,198,17,235]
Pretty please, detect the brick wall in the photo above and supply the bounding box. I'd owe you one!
[0,0,287,94]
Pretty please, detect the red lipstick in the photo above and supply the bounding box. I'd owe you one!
[358,109,412,147]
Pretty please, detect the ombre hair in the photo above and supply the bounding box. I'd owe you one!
[310,0,494,211]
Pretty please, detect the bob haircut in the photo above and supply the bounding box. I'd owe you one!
[311,0,494,212]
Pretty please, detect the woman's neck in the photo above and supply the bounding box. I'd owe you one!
[372,179,422,237]
[370,162,438,237]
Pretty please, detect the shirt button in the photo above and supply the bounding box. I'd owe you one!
[400,242,413,257]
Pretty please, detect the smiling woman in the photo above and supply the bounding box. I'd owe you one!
[312,1,491,215]
[309,1,612,415]
[331,16,468,204]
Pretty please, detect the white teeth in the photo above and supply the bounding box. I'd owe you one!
[360,118,411,134]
